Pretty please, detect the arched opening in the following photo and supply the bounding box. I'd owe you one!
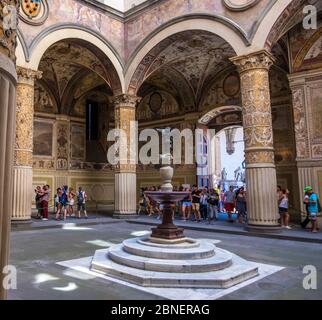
[31,38,121,214]
[130,29,239,193]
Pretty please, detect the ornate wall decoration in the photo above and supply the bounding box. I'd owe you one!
[137,90,179,120]
[223,72,240,97]
[223,0,261,11]
[15,67,42,167]
[0,0,18,61]
[312,144,322,159]
[56,122,69,170]
[19,0,48,25]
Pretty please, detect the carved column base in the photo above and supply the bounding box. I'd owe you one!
[245,166,281,232]
[12,167,33,223]
[114,172,137,218]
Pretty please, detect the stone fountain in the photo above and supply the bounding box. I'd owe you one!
[90,161,259,288]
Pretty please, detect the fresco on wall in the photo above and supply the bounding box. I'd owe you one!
[33,121,53,157]
[19,0,124,57]
[71,124,85,160]
[34,82,56,113]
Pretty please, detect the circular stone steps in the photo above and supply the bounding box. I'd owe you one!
[108,243,232,272]
[122,238,215,260]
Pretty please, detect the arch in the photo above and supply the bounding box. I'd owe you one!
[16,24,125,93]
[199,106,242,126]
[125,16,249,94]
[251,0,302,51]
[293,26,322,71]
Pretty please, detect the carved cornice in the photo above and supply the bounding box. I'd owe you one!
[17,66,42,85]
[230,50,275,73]
[113,94,141,108]
[0,0,18,62]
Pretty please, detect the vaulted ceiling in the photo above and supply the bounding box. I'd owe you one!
[137,30,236,111]
[37,39,116,115]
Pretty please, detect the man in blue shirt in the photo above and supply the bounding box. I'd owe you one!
[304,186,319,233]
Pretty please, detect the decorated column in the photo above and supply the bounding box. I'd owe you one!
[0,0,18,299]
[231,50,280,231]
[12,67,42,222]
[113,94,141,218]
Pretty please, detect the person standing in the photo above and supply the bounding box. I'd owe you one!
[224,186,235,222]
[301,187,311,229]
[191,186,202,222]
[181,188,192,221]
[68,188,76,217]
[40,185,50,221]
[61,186,69,221]
[278,189,291,229]
[77,186,88,219]
[54,188,62,220]
[304,186,320,233]
[200,188,209,220]
[207,189,219,224]
[35,186,43,219]
[236,187,247,224]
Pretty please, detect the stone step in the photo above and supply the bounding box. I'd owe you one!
[122,238,215,260]
[137,237,200,249]
[108,244,232,272]
[91,247,259,289]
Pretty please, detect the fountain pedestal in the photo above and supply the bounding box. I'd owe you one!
[145,191,189,240]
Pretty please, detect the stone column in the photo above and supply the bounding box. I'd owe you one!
[12,67,42,223]
[0,0,19,300]
[113,94,141,218]
[231,50,280,232]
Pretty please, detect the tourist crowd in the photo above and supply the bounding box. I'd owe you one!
[139,185,247,225]
[35,185,88,221]
[140,184,321,232]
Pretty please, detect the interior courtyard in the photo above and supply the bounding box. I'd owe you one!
[0,0,322,300]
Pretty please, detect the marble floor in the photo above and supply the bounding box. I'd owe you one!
[8,221,322,300]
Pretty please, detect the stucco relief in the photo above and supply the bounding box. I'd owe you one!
[231,50,275,165]
[56,122,69,170]
[292,88,309,159]
[312,144,322,158]
[0,0,18,61]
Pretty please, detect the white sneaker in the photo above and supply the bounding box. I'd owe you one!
[285,226,292,230]
[42,218,48,221]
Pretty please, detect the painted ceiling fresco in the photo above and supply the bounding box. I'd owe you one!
[38,40,114,115]
[135,31,236,110]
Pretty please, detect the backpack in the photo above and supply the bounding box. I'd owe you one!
[77,191,84,204]
[317,197,322,213]
[61,192,68,205]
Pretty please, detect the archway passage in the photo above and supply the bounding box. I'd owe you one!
[131,30,238,190]
[13,38,124,222]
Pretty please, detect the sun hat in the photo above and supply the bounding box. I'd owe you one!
[304,186,312,193]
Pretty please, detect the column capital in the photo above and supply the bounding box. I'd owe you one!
[16,66,42,85]
[230,49,275,73]
[113,94,141,108]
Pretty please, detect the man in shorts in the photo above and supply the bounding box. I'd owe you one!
[191,186,202,222]
[77,186,88,219]
[224,186,235,222]
[304,186,320,233]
